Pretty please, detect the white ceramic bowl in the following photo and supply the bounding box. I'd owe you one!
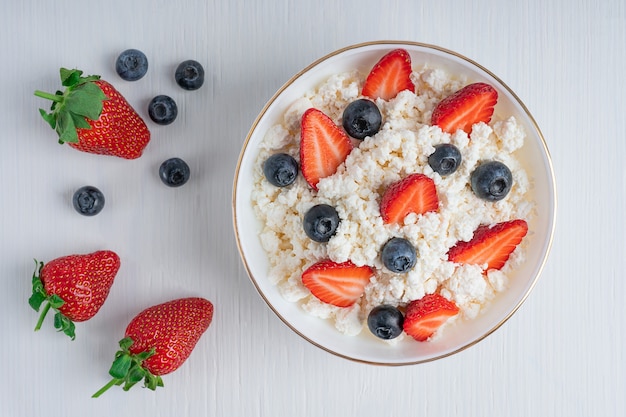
[232,41,556,365]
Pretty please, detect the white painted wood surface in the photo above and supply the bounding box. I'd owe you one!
[1,0,624,415]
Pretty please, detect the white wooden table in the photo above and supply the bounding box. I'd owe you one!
[1,1,623,416]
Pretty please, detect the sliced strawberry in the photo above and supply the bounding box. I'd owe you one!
[300,108,353,190]
[403,293,459,342]
[362,49,415,101]
[301,260,373,308]
[380,173,439,224]
[447,219,528,270]
[431,82,498,134]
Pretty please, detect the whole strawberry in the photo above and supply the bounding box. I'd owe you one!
[34,68,150,159]
[92,297,214,397]
[29,250,121,340]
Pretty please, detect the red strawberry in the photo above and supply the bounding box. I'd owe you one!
[29,250,120,340]
[447,219,528,270]
[380,173,439,224]
[403,293,459,342]
[92,297,214,397]
[35,68,150,159]
[300,108,353,190]
[431,82,498,134]
[362,48,415,101]
[301,260,373,308]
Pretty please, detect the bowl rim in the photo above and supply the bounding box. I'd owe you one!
[232,40,557,365]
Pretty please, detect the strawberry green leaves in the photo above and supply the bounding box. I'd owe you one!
[29,260,76,340]
[34,68,107,144]
[91,337,163,398]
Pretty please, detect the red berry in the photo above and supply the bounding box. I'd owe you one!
[362,49,415,101]
[29,250,120,339]
[380,173,439,224]
[300,108,353,190]
[302,260,373,307]
[447,219,528,270]
[431,82,498,134]
[403,294,459,342]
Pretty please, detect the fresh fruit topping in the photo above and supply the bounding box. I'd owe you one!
[72,185,105,216]
[35,68,150,159]
[367,305,404,340]
[301,260,373,308]
[175,59,205,90]
[403,293,459,342]
[300,108,353,190]
[159,157,190,187]
[263,153,299,187]
[470,160,513,201]
[115,49,148,81]
[428,143,462,176]
[92,297,213,397]
[381,237,417,273]
[303,204,340,242]
[362,49,415,101]
[447,219,528,270]
[431,82,498,134]
[148,95,178,125]
[342,99,382,139]
[28,250,120,339]
[380,173,439,224]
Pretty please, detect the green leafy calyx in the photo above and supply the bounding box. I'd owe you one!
[29,259,76,340]
[91,337,163,398]
[34,68,107,144]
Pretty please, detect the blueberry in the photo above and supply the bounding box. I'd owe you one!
[263,153,298,187]
[72,186,105,216]
[175,60,205,90]
[428,143,462,176]
[470,161,513,201]
[381,237,417,273]
[159,157,190,187]
[148,95,178,125]
[303,204,340,242]
[342,99,382,139]
[115,49,148,81]
[367,305,404,340]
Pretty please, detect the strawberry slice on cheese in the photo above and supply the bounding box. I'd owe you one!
[301,260,373,308]
[447,219,529,270]
[431,82,498,134]
[300,108,353,190]
[362,48,415,101]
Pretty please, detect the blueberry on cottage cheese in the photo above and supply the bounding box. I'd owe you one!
[470,160,513,201]
[428,144,462,176]
[72,185,105,216]
[342,99,382,139]
[175,59,205,90]
[148,95,178,125]
[367,305,404,340]
[381,237,417,273]
[115,49,148,81]
[159,157,190,187]
[303,204,340,243]
[263,153,298,187]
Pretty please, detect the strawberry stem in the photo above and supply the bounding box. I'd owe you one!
[29,260,75,339]
[34,68,106,145]
[34,302,52,331]
[33,90,64,102]
[92,378,122,398]
[92,338,161,398]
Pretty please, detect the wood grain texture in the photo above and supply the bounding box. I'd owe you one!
[1,0,624,416]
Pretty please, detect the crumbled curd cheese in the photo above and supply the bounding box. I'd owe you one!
[251,66,533,339]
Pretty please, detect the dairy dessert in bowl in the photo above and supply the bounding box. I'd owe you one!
[233,42,556,364]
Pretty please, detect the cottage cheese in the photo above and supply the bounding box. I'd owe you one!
[251,66,533,340]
